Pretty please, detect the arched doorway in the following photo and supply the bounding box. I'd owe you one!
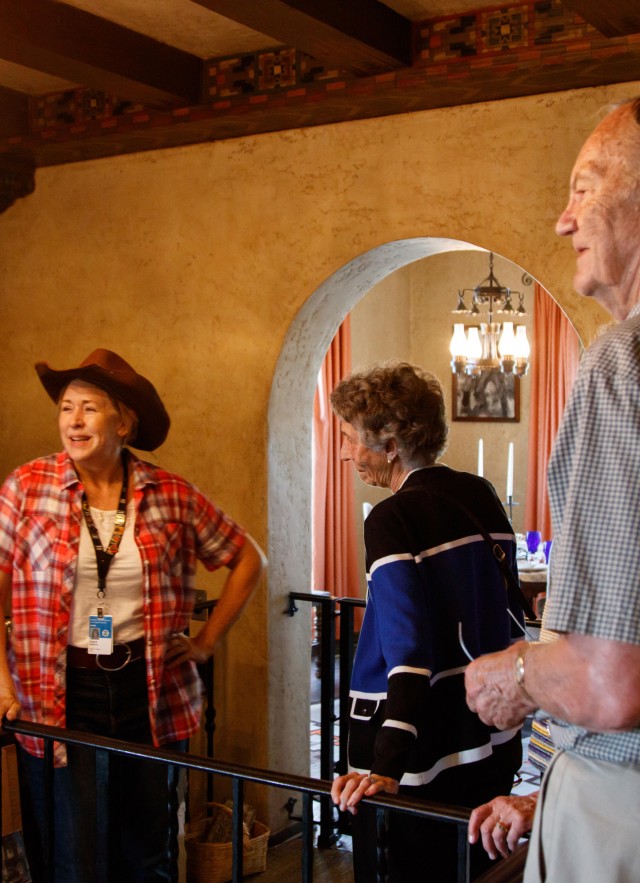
[265,235,579,829]
[265,237,483,788]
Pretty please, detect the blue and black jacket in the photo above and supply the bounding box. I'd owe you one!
[348,464,523,789]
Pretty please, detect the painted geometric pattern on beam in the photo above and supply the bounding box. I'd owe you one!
[26,1,637,134]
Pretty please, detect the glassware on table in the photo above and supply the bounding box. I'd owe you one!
[515,533,528,560]
[543,540,553,564]
[526,530,542,558]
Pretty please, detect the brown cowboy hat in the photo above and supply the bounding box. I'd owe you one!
[35,348,170,451]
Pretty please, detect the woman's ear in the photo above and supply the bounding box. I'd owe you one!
[385,440,398,462]
[117,412,137,445]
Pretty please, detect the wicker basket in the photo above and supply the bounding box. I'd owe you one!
[185,802,270,883]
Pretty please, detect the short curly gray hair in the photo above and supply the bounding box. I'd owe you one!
[330,361,448,466]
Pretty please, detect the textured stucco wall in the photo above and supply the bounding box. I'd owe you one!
[0,81,636,828]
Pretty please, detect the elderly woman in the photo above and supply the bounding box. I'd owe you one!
[330,362,523,882]
[0,348,266,883]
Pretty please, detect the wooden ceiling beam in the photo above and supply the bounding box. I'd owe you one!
[9,44,640,169]
[193,0,412,74]
[562,0,640,37]
[0,0,203,107]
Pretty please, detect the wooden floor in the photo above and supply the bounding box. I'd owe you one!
[183,831,353,883]
[258,834,354,883]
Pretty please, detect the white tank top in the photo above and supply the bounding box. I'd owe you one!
[69,499,144,648]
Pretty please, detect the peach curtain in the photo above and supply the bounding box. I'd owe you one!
[524,283,581,539]
[312,315,360,601]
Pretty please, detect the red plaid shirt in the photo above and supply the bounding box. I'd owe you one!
[0,451,245,765]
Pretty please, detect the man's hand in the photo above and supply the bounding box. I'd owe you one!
[465,643,536,729]
[468,793,538,859]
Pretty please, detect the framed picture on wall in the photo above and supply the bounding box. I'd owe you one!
[452,369,520,422]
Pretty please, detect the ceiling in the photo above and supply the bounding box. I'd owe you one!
[0,0,639,189]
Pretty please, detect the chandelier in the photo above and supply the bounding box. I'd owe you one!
[449,252,530,377]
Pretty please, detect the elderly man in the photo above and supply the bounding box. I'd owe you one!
[465,96,640,882]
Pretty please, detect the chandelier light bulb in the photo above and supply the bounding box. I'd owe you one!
[466,326,482,360]
[449,323,468,357]
[514,325,531,358]
[498,321,516,358]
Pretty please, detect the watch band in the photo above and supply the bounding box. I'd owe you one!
[515,646,535,703]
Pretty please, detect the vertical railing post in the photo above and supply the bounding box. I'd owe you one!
[167,755,182,883]
[457,822,470,883]
[316,595,338,848]
[95,748,110,883]
[231,776,244,883]
[336,598,357,838]
[194,598,217,802]
[42,739,55,883]
[337,600,356,776]
[301,790,315,882]
[199,654,216,802]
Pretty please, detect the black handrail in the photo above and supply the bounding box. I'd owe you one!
[289,591,532,883]
[289,590,364,845]
[0,594,524,883]
[1,717,472,883]
[193,597,217,802]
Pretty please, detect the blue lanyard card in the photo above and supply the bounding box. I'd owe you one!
[88,614,113,655]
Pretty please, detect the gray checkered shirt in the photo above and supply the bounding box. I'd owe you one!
[545,301,640,765]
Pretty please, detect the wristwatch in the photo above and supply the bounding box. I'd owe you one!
[514,647,534,702]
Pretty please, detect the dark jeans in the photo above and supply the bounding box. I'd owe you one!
[352,739,521,882]
[17,658,186,883]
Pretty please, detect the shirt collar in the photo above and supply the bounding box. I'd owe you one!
[396,464,442,491]
[56,451,81,491]
[627,301,640,321]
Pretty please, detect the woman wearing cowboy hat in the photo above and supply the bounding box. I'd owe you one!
[0,348,266,883]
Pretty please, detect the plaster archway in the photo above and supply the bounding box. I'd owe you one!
[266,237,485,795]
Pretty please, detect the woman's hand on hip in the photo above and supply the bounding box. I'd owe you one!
[331,771,399,815]
[165,633,209,667]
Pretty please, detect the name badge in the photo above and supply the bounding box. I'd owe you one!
[88,614,114,655]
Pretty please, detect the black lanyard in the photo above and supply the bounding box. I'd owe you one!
[81,453,129,599]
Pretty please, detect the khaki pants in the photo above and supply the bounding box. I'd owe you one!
[524,750,640,882]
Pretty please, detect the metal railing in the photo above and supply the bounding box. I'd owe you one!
[288,591,365,848]
[288,591,536,883]
[0,595,530,882]
[1,717,473,883]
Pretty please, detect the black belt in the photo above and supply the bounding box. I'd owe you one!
[66,637,146,672]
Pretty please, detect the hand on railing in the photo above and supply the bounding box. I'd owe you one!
[331,770,399,815]
[468,793,538,860]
